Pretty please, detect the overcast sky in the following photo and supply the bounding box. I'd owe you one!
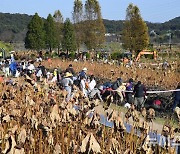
[0,0,180,23]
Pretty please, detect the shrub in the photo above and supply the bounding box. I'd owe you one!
[0,41,13,52]
[86,52,90,59]
[69,51,76,59]
[111,52,122,60]
[52,52,59,58]
[44,52,50,59]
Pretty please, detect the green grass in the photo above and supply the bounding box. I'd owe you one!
[0,41,13,52]
[154,115,179,128]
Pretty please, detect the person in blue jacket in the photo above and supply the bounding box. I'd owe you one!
[9,61,17,76]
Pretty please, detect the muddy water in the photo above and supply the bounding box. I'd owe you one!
[99,114,179,153]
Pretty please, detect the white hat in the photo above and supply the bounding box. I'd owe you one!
[82,67,87,71]
[124,103,131,109]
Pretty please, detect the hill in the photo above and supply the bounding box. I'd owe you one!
[103,19,124,34]
[103,17,180,34]
[0,13,32,42]
[103,17,180,43]
[0,12,179,44]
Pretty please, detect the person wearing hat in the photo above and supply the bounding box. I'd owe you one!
[65,64,75,76]
[78,67,88,80]
[62,72,73,102]
[9,59,17,77]
[82,67,87,71]
[125,78,134,104]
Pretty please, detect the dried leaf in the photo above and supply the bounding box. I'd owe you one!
[18,126,27,144]
[80,133,90,153]
[53,143,61,154]
[89,133,101,153]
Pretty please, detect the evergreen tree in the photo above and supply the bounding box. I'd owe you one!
[122,3,149,53]
[44,14,57,52]
[62,18,77,54]
[53,10,64,54]
[84,0,105,50]
[72,0,84,52]
[25,13,45,50]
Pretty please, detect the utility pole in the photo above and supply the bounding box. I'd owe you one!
[169,32,172,50]
[167,30,172,51]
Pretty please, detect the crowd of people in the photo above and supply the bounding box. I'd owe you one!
[0,53,179,112]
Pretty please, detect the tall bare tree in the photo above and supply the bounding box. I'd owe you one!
[84,0,105,50]
[53,10,64,54]
[122,3,149,53]
[72,0,84,52]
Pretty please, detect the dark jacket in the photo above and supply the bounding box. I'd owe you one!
[103,82,112,89]
[78,71,87,79]
[66,67,75,75]
[174,86,180,100]
[39,65,46,77]
[112,80,121,90]
[133,83,146,97]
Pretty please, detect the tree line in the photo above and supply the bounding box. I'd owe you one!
[25,1,150,53]
[1,12,179,44]
[25,0,105,54]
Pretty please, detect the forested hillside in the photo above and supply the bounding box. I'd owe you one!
[0,12,179,43]
[0,13,32,42]
[103,17,180,43]
[104,17,180,34]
